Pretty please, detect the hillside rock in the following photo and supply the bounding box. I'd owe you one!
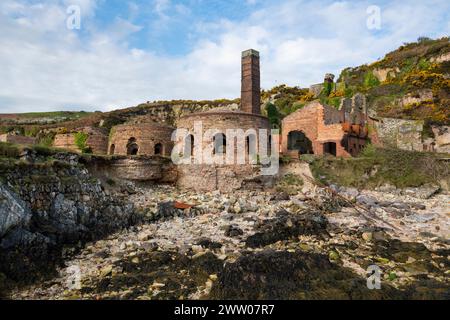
[0,159,137,283]
[0,185,31,238]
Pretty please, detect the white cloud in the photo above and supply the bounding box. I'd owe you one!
[0,0,448,113]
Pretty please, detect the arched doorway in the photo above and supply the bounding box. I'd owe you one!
[287,131,313,154]
[154,143,163,155]
[213,133,226,155]
[109,144,115,155]
[184,134,194,157]
[323,142,337,156]
[246,134,257,156]
[127,137,139,155]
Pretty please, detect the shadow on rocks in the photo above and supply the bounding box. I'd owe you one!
[209,250,404,300]
[245,210,328,248]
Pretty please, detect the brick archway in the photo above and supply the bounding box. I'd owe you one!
[127,137,139,155]
[154,142,163,155]
[287,131,313,154]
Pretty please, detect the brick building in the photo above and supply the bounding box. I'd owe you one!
[281,101,368,158]
[0,133,36,145]
[53,127,108,154]
[177,49,272,191]
[108,121,174,157]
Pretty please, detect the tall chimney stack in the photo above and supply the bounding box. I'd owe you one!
[241,49,261,114]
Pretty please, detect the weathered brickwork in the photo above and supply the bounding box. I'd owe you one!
[176,110,270,191]
[241,49,261,115]
[281,101,368,158]
[53,127,108,154]
[109,122,174,156]
[85,155,177,183]
[0,133,36,145]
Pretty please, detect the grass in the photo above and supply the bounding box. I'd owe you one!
[17,111,91,119]
[311,146,450,189]
[276,173,304,195]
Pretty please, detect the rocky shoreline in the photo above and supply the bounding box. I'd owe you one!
[4,181,449,300]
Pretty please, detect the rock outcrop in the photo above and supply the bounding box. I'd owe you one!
[0,156,137,284]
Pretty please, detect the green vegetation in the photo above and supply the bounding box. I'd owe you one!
[0,142,21,158]
[74,132,92,153]
[276,173,304,195]
[18,111,91,120]
[311,146,449,189]
[337,37,449,125]
[363,71,380,88]
[262,85,315,118]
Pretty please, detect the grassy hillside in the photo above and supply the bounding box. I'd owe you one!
[338,37,450,125]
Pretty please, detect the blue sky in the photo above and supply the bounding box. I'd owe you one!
[0,0,449,113]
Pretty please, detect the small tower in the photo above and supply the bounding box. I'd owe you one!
[241,49,261,115]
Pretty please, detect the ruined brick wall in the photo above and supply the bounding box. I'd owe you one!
[0,134,36,145]
[241,49,261,114]
[109,123,174,156]
[53,127,108,154]
[176,110,270,191]
[281,102,352,157]
[53,133,78,152]
[84,155,177,183]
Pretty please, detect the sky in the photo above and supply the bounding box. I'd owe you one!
[0,0,449,113]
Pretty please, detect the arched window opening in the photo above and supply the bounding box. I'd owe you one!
[127,137,139,155]
[213,133,226,155]
[323,142,337,156]
[287,131,313,154]
[154,143,163,155]
[184,134,194,157]
[109,144,115,155]
[246,134,257,156]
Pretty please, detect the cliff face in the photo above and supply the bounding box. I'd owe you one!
[0,154,137,285]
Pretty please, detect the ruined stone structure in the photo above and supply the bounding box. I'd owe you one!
[108,121,174,157]
[0,133,36,145]
[281,101,368,158]
[177,49,271,192]
[369,117,450,153]
[53,127,108,154]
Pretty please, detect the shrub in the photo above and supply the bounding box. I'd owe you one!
[363,72,380,88]
[0,142,21,158]
[74,132,90,153]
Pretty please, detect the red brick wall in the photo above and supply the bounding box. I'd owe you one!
[281,101,351,157]
[241,50,261,115]
[109,123,174,156]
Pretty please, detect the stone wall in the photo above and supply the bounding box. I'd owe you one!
[83,155,177,183]
[177,164,259,192]
[371,118,425,151]
[53,127,108,154]
[0,133,36,145]
[0,155,136,283]
[176,110,271,191]
[109,122,174,156]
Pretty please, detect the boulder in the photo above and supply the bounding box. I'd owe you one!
[0,184,31,238]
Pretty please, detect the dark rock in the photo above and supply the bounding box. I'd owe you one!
[224,225,244,238]
[270,192,290,201]
[196,238,223,250]
[209,250,403,300]
[245,210,328,248]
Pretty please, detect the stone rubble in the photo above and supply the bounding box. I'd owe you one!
[5,182,449,300]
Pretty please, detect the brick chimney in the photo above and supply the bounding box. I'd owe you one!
[241,49,261,115]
